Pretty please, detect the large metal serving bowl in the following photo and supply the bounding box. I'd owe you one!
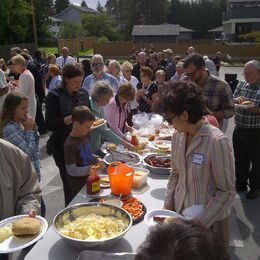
[143,153,171,175]
[53,202,133,248]
[104,152,142,167]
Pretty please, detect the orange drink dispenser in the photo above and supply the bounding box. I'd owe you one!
[107,162,134,196]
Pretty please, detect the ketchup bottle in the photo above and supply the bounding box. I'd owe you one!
[86,166,100,195]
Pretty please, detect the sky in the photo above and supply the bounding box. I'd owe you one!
[71,0,107,10]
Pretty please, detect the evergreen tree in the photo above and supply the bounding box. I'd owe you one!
[55,0,70,14]
[96,1,104,13]
[81,0,88,8]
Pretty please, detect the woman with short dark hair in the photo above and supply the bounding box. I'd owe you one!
[159,80,235,248]
[45,63,90,206]
[136,66,158,113]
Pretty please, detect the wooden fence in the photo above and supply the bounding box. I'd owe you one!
[58,37,96,54]
[0,43,35,61]
[93,41,260,60]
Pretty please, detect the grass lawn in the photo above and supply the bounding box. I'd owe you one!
[39,47,93,57]
[39,47,59,55]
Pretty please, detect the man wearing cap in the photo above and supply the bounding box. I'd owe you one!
[56,47,76,69]
[82,54,119,94]
[132,52,150,82]
[163,49,176,80]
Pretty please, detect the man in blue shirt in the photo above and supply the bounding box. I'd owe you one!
[82,54,119,94]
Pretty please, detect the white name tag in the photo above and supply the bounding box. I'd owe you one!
[192,153,204,165]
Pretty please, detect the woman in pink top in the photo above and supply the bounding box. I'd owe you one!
[104,82,135,140]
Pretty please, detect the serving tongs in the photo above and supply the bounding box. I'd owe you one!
[106,148,135,159]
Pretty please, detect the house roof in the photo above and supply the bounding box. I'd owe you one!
[180,26,195,32]
[227,0,260,3]
[131,24,194,36]
[208,25,223,32]
[54,4,97,18]
[49,17,63,22]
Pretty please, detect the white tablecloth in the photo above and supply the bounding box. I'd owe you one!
[25,173,169,260]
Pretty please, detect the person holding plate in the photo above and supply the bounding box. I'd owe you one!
[233,60,260,199]
[160,80,235,248]
[0,139,40,220]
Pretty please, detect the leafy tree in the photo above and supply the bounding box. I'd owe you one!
[81,13,120,41]
[55,0,70,14]
[0,0,32,44]
[81,0,88,8]
[105,0,128,32]
[240,31,260,47]
[33,0,54,37]
[59,22,84,38]
[96,1,105,13]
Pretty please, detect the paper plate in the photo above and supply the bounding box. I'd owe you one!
[149,140,171,152]
[235,103,254,109]
[91,119,107,130]
[0,215,48,254]
[144,209,183,227]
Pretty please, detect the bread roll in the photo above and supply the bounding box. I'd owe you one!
[93,118,105,126]
[242,100,253,105]
[12,217,41,236]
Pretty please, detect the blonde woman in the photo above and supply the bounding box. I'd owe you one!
[107,59,121,81]
[120,61,139,114]
[10,54,36,118]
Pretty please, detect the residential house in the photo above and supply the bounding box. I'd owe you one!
[49,17,63,37]
[53,4,97,24]
[222,0,260,41]
[131,24,194,43]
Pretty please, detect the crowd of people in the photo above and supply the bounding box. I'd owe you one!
[0,44,259,259]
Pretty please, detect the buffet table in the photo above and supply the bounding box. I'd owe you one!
[25,173,169,260]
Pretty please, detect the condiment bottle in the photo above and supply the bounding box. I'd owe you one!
[131,134,139,146]
[86,166,100,195]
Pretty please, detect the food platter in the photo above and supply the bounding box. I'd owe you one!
[91,119,107,130]
[144,209,184,227]
[149,140,172,152]
[89,196,146,225]
[0,215,48,254]
[235,103,254,109]
[143,153,171,175]
[53,203,132,248]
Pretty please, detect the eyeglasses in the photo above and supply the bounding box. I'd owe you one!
[92,63,103,67]
[186,68,200,78]
[165,113,176,124]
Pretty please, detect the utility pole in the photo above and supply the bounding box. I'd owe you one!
[31,0,38,49]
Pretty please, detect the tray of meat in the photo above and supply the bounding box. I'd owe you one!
[143,154,171,175]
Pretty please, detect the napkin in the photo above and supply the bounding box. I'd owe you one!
[182,204,204,219]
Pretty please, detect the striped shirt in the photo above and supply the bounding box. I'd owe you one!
[233,81,260,129]
[202,74,234,119]
[3,121,41,180]
[164,122,235,228]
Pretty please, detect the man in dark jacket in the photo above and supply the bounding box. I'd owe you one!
[132,52,150,82]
